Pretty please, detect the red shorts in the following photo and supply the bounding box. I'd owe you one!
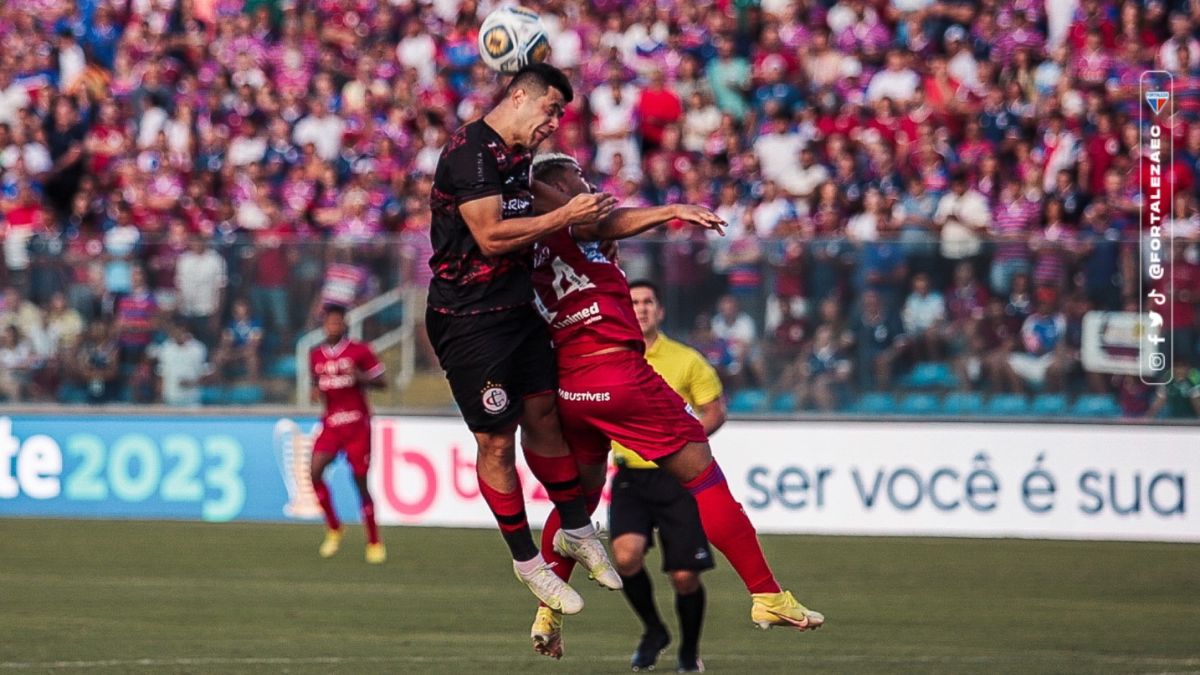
[312,419,372,476]
[556,350,707,466]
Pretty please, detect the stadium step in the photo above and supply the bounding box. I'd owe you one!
[1031,394,1069,416]
[397,371,455,408]
[899,362,959,390]
[984,394,1030,417]
[201,386,228,406]
[850,392,897,415]
[229,384,265,405]
[1070,394,1121,418]
[941,392,984,416]
[268,356,298,379]
[362,339,454,410]
[898,393,941,416]
[770,392,798,413]
[729,389,769,414]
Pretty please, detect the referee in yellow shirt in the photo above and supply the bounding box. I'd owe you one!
[612,281,727,673]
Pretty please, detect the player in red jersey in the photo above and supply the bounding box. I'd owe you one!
[309,304,387,563]
[525,154,824,659]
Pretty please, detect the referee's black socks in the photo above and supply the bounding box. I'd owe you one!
[620,568,667,634]
[675,584,705,666]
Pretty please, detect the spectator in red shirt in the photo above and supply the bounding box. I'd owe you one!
[636,69,683,154]
[1068,0,1118,52]
[3,183,46,293]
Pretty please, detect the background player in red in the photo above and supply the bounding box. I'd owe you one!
[309,304,387,564]
[526,154,823,659]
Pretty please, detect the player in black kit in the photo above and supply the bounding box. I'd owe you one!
[426,63,621,615]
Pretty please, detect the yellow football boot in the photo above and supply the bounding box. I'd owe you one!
[365,542,387,564]
[530,605,564,660]
[750,591,825,631]
[318,529,342,558]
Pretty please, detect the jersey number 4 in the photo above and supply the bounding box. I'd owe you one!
[549,257,596,300]
[534,257,596,324]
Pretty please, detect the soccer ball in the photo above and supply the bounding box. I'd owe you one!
[478,6,551,74]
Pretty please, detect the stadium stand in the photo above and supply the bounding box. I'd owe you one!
[0,0,1197,421]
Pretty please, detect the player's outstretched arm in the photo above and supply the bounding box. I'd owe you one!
[460,193,618,256]
[575,204,726,241]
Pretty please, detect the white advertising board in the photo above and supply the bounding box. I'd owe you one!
[368,416,1200,542]
[368,416,571,528]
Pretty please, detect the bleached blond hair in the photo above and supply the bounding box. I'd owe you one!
[531,152,580,180]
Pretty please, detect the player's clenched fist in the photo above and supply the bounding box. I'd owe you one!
[563,192,618,226]
[672,204,727,236]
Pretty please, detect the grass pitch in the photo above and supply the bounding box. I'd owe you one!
[1,519,1198,674]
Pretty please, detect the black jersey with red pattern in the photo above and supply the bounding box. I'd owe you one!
[428,120,535,316]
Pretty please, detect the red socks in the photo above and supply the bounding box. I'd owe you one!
[360,496,380,545]
[682,462,781,594]
[478,474,539,561]
[313,479,341,531]
[315,476,380,546]
[523,450,590,530]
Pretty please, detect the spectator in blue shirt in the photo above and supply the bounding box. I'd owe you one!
[1003,288,1073,393]
[211,298,263,382]
[753,58,803,117]
[852,289,909,391]
[1076,203,1122,310]
[82,5,122,71]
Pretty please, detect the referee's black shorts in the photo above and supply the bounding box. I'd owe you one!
[426,305,557,433]
[609,465,715,573]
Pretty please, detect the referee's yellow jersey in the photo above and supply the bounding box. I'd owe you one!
[612,334,724,469]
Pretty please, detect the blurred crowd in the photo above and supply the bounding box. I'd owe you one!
[0,0,1198,417]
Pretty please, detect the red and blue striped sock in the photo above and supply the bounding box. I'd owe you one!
[682,461,780,594]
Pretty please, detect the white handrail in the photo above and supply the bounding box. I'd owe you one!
[366,288,419,393]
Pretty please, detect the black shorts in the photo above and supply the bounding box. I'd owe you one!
[426,305,557,433]
[609,467,715,573]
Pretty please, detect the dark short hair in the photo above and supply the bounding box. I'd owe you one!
[322,303,348,317]
[506,63,574,104]
[628,280,660,302]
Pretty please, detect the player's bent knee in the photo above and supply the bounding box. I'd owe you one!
[669,571,702,595]
[522,392,558,421]
[310,452,333,482]
[475,432,517,468]
[612,536,646,576]
[615,555,644,578]
[659,441,715,484]
[519,394,567,453]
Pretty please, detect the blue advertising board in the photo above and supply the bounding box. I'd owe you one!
[0,415,361,523]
